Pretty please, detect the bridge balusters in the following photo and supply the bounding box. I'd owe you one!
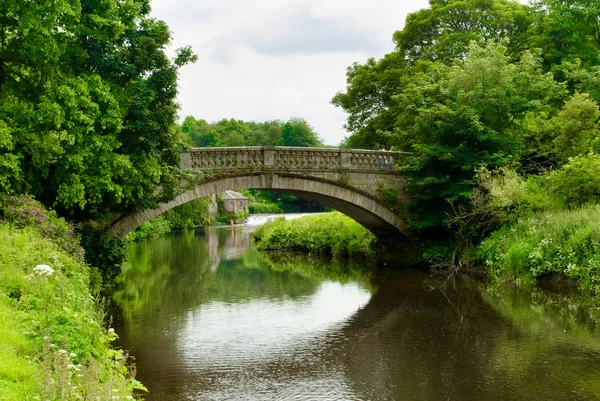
[187,147,404,172]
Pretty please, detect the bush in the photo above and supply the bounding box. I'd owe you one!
[125,215,172,241]
[0,195,83,261]
[248,202,283,214]
[80,227,126,286]
[546,153,600,208]
[253,212,378,258]
[479,204,600,291]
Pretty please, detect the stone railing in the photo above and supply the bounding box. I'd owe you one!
[180,147,409,172]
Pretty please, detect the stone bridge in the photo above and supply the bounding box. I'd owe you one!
[109,147,411,239]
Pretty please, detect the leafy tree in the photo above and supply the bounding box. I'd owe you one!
[398,42,564,229]
[280,118,323,147]
[553,92,600,162]
[332,0,533,150]
[529,0,600,70]
[332,52,408,150]
[394,0,533,65]
[0,0,196,219]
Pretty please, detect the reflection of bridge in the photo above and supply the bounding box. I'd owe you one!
[109,147,411,239]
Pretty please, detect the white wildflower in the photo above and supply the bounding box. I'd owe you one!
[70,352,77,358]
[33,264,54,277]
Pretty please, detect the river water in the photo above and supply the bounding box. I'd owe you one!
[110,227,600,401]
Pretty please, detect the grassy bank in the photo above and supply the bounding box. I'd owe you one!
[479,204,600,292]
[0,224,144,400]
[253,212,378,258]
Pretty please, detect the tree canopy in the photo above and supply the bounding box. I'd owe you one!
[333,0,600,234]
[180,116,324,148]
[0,0,196,219]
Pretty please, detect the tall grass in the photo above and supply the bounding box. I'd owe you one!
[479,204,600,291]
[252,212,378,258]
[0,225,144,400]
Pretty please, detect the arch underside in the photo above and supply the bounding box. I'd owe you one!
[109,174,409,239]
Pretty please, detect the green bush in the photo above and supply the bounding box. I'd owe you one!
[80,227,126,286]
[546,153,600,208]
[0,195,83,261]
[479,204,600,291]
[125,215,172,241]
[253,212,378,258]
[248,202,283,214]
[162,198,211,229]
[0,224,144,400]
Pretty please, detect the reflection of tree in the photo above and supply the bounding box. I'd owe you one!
[334,270,504,401]
[480,284,600,400]
[252,251,377,288]
[334,272,600,401]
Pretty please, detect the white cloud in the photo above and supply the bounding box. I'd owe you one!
[148,0,430,145]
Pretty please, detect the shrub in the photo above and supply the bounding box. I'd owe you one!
[80,227,126,286]
[126,215,172,241]
[248,202,283,214]
[546,153,600,208]
[253,212,378,258]
[479,204,600,292]
[0,195,83,261]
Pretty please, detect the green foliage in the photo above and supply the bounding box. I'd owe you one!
[248,202,283,214]
[553,92,600,161]
[0,0,196,221]
[529,0,600,69]
[376,182,401,210]
[125,214,172,242]
[162,198,211,229]
[394,0,533,65]
[280,118,324,147]
[253,212,378,258]
[0,195,83,261]
[0,225,142,400]
[400,42,564,229]
[181,116,325,148]
[79,227,126,285]
[547,153,600,208]
[479,204,600,292]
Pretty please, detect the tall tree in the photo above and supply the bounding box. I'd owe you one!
[332,0,533,150]
[398,42,564,228]
[280,118,324,147]
[0,0,196,218]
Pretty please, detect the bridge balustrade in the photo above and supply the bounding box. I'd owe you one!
[183,147,408,172]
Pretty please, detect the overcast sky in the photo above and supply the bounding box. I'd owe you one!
[147,0,443,146]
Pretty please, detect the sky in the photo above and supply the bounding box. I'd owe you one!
[149,0,431,146]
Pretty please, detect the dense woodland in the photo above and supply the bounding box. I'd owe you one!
[330,0,600,287]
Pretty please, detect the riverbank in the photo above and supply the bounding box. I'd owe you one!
[252,212,377,258]
[0,223,143,400]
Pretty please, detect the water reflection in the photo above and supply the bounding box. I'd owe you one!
[111,229,600,401]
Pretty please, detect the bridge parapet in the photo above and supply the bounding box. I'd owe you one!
[181,146,409,172]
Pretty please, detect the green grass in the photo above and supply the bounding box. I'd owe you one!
[0,224,144,400]
[252,212,378,258]
[479,204,600,291]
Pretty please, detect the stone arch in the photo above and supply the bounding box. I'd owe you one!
[108,174,409,239]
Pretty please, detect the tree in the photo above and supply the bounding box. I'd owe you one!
[280,118,324,147]
[529,0,600,70]
[553,92,600,162]
[397,42,564,229]
[0,0,196,219]
[332,0,533,150]
[394,0,533,65]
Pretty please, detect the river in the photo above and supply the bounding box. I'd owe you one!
[110,225,600,401]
